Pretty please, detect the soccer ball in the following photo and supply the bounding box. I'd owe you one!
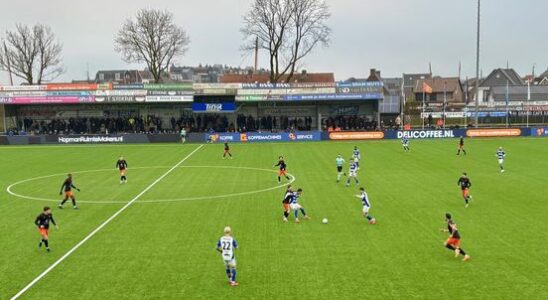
[322,218,329,224]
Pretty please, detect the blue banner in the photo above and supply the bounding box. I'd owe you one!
[384,129,467,139]
[335,81,383,88]
[531,127,548,137]
[192,102,236,113]
[283,93,382,101]
[205,132,322,143]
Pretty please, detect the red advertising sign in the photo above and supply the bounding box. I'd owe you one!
[466,128,522,137]
[6,96,94,104]
[329,131,385,140]
[46,83,112,91]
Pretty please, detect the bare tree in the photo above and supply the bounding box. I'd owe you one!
[242,0,330,83]
[0,24,63,85]
[115,9,190,83]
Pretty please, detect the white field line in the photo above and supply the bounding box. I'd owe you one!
[9,144,204,300]
[6,166,294,204]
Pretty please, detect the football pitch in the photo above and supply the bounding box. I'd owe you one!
[1,138,547,299]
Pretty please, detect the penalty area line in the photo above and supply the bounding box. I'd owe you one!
[9,144,204,300]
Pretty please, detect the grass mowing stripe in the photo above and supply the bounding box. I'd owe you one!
[9,144,204,300]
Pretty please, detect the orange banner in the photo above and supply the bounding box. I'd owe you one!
[329,132,385,140]
[466,128,522,137]
[422,82,433,94]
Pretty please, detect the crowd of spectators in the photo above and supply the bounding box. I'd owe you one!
[16,116,161,135]
[10,114,383,135]
[324,115,378,131]
[236,115,313,132]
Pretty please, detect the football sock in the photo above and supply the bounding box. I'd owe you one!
[337,173,341,181]
[464,198,469,204]
[355,178,359,184]
[463,150,467,155]
[278,176,281,183]
[226,268,231,278]
[284,211,289,218]
[72,199,76,206]
[366,215,372,220]
[300,208,306,216]
[61,199,68,205]
[294,210,299,218]
[285,176,290,180]
[44,240,49,248]
[231,269,237,282]
[459,248,467,256]
[445,245,455,250]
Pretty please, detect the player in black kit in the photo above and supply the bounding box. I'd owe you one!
[116,156,128,183]
[274,156,291,183]
[35,206,58,252]
[441,213,470,261]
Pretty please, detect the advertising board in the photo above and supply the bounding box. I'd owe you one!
[328,131,385,140]
[206,132,321,143]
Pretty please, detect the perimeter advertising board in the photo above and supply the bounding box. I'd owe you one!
[206,132,321,143]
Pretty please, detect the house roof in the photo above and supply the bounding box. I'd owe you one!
[480,68,524,87]
[415,77,462,94]
[535,68,548,81]
[403,73,431,87]
[220,72,335,83]
[491,85,548,102]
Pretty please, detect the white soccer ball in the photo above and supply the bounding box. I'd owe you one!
[322,218,328,224]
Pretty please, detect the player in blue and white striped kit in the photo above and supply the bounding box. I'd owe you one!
[346,158,359,187]
[352,146,361,169]
[216,227,239,286]
[289,188,309,223]
[401,137,410,152]
[356,187,376,224]
[496,147,506,173]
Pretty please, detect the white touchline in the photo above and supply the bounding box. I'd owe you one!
[9,144,204,300]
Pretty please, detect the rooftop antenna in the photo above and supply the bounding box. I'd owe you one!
[253,36,259,74]
[86,63,90,82]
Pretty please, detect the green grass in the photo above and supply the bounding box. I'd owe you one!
[1,138,547,299]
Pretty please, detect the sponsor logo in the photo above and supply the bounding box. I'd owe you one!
[397,130,455,139]
[58,136,124,144]
[466,129,522,137]
[247,134,282,141]
[536,128,546,136]
[289,133,297,140]
[329,132,385,140]
[240,134,248,142]
[206,103,223,112]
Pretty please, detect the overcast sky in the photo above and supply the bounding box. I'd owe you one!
[0,0,546,84]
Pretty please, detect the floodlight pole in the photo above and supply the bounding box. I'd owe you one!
[474,0,481,128]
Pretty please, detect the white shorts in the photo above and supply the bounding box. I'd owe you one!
[402,143,409,147]
[362,206,370,214]
[498,159,504,164]
[290,203,302,210]
[223,257,237,268]
[348,171,357,177]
